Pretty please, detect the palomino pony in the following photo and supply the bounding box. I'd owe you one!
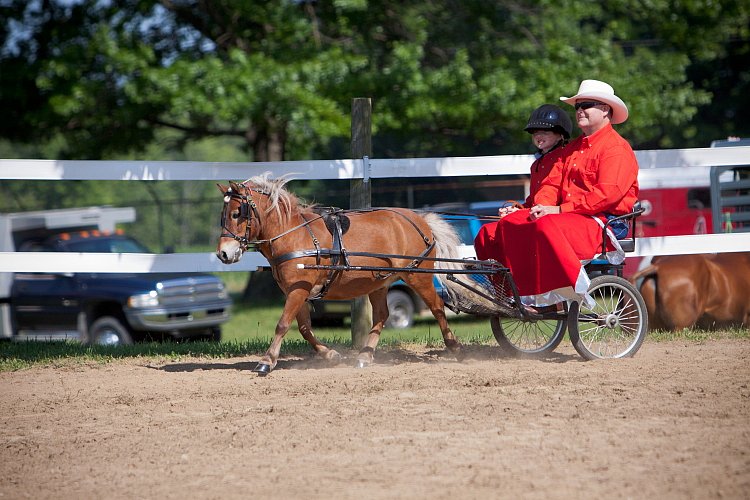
[216,175,464,375]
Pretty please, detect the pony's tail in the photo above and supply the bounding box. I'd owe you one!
[422,212,462,266]
[422,213,497,314]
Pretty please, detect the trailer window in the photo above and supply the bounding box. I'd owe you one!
[687,188,711,210]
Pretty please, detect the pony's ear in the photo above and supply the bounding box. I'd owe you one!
[229,181,242,192]
[217,183,228,194]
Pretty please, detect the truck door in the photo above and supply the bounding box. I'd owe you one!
[11,272,82,339]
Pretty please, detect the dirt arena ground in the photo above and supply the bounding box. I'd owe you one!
[1,339,748,499]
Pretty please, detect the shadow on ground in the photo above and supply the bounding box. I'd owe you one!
[150,344,579,373]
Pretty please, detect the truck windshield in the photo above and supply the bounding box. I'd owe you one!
[63,237,150,253]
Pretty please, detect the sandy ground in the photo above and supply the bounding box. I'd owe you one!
[1,339,749,500]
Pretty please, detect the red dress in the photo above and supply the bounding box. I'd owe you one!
[475,124,639,305]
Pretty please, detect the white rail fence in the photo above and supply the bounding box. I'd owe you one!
[1,146,749,273]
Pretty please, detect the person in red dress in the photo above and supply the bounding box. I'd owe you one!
[474,104,573,258]
[475,79,639,307]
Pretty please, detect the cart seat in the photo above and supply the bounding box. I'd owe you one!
[586,202,644,274]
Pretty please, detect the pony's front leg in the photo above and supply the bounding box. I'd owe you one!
[253,289,309,376]
[355,288,389,368]
[296,305,342,363]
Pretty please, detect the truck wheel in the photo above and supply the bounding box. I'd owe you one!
[209,327,222,342]
[385,290,415,329]
[89,316,133,346]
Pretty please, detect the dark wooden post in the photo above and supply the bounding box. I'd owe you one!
[350,98,372,349]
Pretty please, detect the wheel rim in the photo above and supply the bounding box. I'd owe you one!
[573,280,645,358]
[491,312,566,356]
[386,291,415,329]
[499,318,564,352]
[388,305,412,328]
[94,330,121,346]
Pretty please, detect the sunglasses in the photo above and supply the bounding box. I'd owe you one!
[575,101,607,110]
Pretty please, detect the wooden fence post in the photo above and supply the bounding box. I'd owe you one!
[350,98,372,349]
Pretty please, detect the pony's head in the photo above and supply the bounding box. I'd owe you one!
[215,174,297,264]
[216,181,262,263]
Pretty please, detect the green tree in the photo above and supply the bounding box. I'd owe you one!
[3,0,747,164]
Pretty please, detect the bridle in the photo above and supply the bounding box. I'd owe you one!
[219,182,335,254]
[219,184,267,251]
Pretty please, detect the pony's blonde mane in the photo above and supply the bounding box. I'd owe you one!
[244,173,303,224]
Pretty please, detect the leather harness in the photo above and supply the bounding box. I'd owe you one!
[269,207,435,300]
[220,186,435,301]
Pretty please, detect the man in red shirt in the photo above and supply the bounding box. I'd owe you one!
[475,79,639,306]
[531,81,638,219]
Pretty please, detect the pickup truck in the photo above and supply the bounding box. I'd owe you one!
[0,206,231,345]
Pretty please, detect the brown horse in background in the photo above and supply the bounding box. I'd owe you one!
[631,253,750,330]
[216,174,464,374]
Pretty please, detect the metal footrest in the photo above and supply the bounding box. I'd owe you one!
[444,271,522,318]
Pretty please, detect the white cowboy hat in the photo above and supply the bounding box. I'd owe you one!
[560,79,629,124]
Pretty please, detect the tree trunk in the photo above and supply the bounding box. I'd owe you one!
[247,118,285,162]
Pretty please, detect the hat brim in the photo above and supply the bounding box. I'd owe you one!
[560,92,629,124]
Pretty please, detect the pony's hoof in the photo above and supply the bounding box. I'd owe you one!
[355,359,370,369]
[325,350,343,363]
[253,363,272,376]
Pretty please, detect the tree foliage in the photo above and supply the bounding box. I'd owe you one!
[2,0,748,163]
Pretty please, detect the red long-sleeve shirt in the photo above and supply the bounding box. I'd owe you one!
[523,145,570,208]
[534,123,639,215]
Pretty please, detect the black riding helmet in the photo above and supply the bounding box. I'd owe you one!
[524,104,573,139]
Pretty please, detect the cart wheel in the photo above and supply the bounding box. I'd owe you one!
[568,275,648,360]
[490,315,566,357]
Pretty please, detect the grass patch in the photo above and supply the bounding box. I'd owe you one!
[2,298,748,371]
[0,339,261,371]
[222,300,496,345]
[648,326,750,342]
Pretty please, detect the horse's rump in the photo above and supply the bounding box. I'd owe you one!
[631,253,750,330]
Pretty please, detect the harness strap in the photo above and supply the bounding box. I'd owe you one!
[270,249,333,265]
[264,207,436,301]
[285,212,348,301]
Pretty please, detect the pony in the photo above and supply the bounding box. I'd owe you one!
[631,253,750,330]
[216,174,464,374]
